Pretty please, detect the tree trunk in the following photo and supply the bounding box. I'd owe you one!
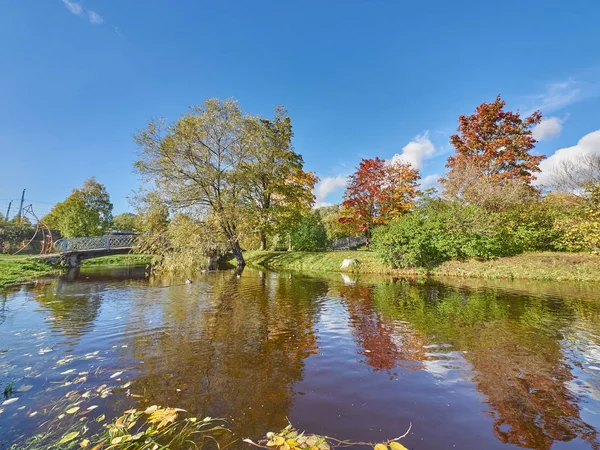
[231,240,245,267]
[259,232,267,251]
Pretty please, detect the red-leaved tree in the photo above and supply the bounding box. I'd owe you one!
[444,95,544,187]
[340,157,420,244]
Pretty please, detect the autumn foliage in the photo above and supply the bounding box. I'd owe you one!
[444,95,544,188]
[341,157,420,240]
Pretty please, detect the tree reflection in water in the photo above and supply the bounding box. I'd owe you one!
[370,279,600,449]
[124,271,326,439]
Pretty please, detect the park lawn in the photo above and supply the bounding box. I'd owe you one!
[0,258,62,288]
[434,252,600,282]
[81,254,153,267]
[241,250,600,282]
[242,250,393,274]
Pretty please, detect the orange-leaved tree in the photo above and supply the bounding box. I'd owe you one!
[340,157,420,245]
[442,95,544,201]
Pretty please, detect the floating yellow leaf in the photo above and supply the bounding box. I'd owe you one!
[147,407,179,430]
[66,406,80,414]
[57,431,79,445]
[96,414,105,422]
[273,436,285,446]
[389,442,408,450]
[80,438,90,448]
[111,436,123,445]
[374,444,388,450]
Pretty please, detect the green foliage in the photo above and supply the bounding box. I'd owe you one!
[0,222,36,253]
[242,106,317,249]
[290,213,327,252]
[112,213,139,231]
[134,99,315,266]
[43,178,113,238]
[373,199,506,269]
[554,184,600,252]
[315,205,359,243]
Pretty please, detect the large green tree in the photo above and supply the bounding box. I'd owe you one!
[242,107,317,250]
[43,178,113,237]
[135,99,314,267]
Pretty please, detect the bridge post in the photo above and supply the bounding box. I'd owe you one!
[105,235,110,250]
[62,239,68,253]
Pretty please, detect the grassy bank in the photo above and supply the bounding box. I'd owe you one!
[0,258,62,288]
[242,250,600,282]
[81,253,153,267]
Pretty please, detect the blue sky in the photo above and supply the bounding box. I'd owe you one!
[1,0,599,216]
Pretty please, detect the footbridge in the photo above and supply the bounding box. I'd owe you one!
[48,235,138,267]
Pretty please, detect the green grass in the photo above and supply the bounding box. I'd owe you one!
[0,258,62,288]
[434,251,600,282]
[81,254,153,267]
[240,250,410,274]
[240,250,600,282]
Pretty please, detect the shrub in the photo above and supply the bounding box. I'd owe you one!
[372,199,518,269]
[290,213,328,252]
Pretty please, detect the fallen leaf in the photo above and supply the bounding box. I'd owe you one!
[2,398,18,406]
[66,406,80,414]
[57,431,79,445]
[389,443,408,450]
[110,371,123,379]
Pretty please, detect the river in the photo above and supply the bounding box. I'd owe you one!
[1,267,600,449]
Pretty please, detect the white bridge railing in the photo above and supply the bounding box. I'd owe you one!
[54,235,138,253]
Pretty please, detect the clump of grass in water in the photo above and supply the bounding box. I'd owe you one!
[3,379,14,399]
[29,406,230,449]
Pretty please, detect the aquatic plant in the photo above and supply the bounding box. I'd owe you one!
[244,423,411,450]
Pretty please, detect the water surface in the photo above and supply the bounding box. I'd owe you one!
[1,268,600,449]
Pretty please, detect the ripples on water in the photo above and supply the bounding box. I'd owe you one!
[1,267,600,449]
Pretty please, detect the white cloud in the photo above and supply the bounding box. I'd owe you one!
[525,79,599,115]
[61,0,104,24]
[61,0,83,15]
[532,117,563,141]
[535,129,600,186]
[87,10,104,24]
[421,173,441,190]
[314,175,347,208]
[389,131,436,169]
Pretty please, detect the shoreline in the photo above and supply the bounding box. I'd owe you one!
[240,250,600,283]
[0,254,153,288]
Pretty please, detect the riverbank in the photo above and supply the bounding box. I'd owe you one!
[242,250,600,282]
[0,254,153,288]
[81,254,153,267]
[0,257,62,288]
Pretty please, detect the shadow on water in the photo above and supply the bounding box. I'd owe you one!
[1,267,600,449]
